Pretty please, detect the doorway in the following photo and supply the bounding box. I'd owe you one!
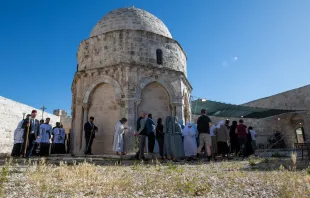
[295,127,305,143]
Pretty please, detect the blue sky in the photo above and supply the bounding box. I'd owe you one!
[0,0,309,114]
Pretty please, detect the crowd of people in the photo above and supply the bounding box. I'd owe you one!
[11,110,70,158]
[110,109,258,162]
[12,108,257,160]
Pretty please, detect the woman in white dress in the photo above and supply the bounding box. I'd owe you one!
[113,118,128,155]
[182,122,197,161]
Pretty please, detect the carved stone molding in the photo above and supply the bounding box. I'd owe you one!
[173,102,183,107]
[82,103,91,110]
[118,100,125,108]
[135,99,142,106]
[83,74,123,104]
[76,98,83,105]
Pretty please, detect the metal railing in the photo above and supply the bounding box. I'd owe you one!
[256,133,290,158]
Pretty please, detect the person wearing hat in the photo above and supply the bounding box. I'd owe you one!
[21,110,40,157]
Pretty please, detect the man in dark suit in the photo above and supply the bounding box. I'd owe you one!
[22,110,40,157]
[146,114,156,154]
[84,116,98,155]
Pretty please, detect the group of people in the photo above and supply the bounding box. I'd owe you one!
[11,110,69,158]
[130,109,257,161]
[62,108,258,160]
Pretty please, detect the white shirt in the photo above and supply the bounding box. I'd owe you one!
[249,130,256,140]
[210,125,216,136]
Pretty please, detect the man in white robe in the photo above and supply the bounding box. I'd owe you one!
[182,122,197,161]
[113,118,128,155]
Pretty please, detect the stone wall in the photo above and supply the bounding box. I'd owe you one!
[77,30,187,75]
[53,109,72,134]
[138,82,172,122]
[88,83,121,154]
[0,96,60,155]
[243,85,310,110]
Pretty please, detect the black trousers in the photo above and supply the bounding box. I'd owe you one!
[40,143,50,156]
[67,141,70,154]
[11,143,22,157]
[148,133,155,153]
[237,138,246,155]
[85,137,94,154]
[217,142,229,155]
[156,137,164,158]
[230,138,239,154]
[22,134,36,157]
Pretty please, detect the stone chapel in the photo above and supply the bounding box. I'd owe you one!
[71,7,192,154]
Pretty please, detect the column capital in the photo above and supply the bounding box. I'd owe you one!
[173,102,183,107]
[135,99,142,105]
[117,100,125,108]
[82,103,91,110]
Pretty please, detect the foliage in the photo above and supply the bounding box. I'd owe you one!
[0,157,309,197]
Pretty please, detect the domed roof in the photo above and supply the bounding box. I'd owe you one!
[90,7,172,38]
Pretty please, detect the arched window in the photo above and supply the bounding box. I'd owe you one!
[156,49,163,65]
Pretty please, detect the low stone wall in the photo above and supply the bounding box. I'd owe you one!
[0,96,60,156]
[255,148,308,158]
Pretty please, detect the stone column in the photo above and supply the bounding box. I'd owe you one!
[118,97,138,154]
[124,98,137,153]
[174,102,184,121]
[70,109,75,154]
[72,104,83,154]
[81,103,90,153]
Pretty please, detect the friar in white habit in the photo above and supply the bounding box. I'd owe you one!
[113,118,128,155]
[11,114,31,157]
[52,123,66,154]
[182,122,197,161]
[39,118,52,156]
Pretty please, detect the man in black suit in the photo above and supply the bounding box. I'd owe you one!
[22,110,40,157]
[84,116,98,155]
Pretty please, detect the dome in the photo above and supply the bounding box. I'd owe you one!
[90,7,172,38]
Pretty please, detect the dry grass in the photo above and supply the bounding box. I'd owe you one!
[1,157,310,197]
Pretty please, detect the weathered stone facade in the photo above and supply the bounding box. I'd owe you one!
[243,85,310,110]
[77,30,187,75]
[71,7,192,155]
[242,85,310,146]
[0,96,60,155]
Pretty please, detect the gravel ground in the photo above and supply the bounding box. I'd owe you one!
[1,157,309,197]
